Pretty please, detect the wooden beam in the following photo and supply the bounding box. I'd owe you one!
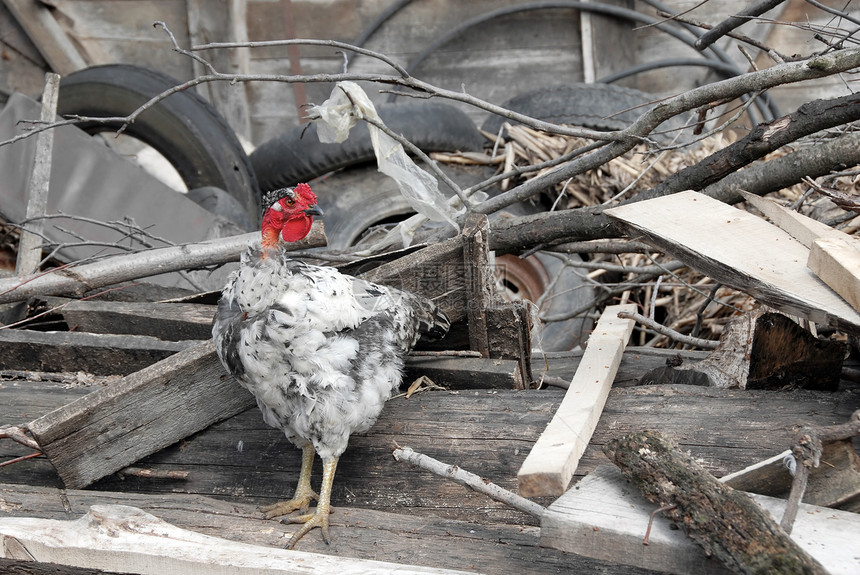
[605,190,860,334]
[15,72,60,276]
[57,299,215,341]
[462,213,493,357]
[517,304,635,496]
[2,0,87,74]
[0,328,197,375]
[404,356,522,390]
[541,465,860,575]
[0,504,470,574]
[721,439,860,512]
[26,341,254,489]
[808,236,860,313]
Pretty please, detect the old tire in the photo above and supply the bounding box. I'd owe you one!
[482,83,688,143]
[250,102,485,192]
[57,64,260,225]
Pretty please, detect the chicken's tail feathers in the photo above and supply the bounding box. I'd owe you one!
[415,298,450,341]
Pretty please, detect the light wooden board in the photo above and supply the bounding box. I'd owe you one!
[740,191,842,248]
[541,465,860,575]
[517,304,635,496]
[808,236,860,313]
[605,191,860,334]
[0,504,472,575]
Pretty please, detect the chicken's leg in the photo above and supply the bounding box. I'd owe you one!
[261,444,319,518]
[284,456,338,549]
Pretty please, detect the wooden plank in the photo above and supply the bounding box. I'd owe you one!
[403,356,521,390]
[57,299,215,341]
[808,236,860,313]
[26,341,254,489]
[0,484,658,574]
[15,72,59,276]
[462,213,493,357]
[0,504,471,575]
[0,328,197,375]
[2,0,87,74]
[358,237,466,323]
[541,465,860,575]
[3,357,857,526]
[517,304,635,496]
[605,191,860,334]
[720,439,860,512]
[740,191,842,248]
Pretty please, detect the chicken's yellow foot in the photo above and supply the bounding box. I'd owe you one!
[261,444,319,519]
[284,456,338,549]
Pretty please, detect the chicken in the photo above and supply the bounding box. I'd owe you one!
[212,183,449,548]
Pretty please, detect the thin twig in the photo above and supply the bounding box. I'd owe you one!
[392,445,545,518]
[616,311,719,350]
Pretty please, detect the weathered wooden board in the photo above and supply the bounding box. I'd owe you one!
[605,191,860,334]
[0,328,197,375]
[720,439,860,512]
[2,0,87,74]
[740,191,843,249]
[26,341,254,489]
[541,465,860,575]
[4,355,856,526]
[517,304,635,496]
[0,483,659,575]
[0,504,471,575]
[57,299,215,341]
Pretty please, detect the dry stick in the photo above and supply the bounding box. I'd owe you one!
[0,224,326,305]
[694,0,789,51]
[616,310,719,350]
[16,73,60,276]
[392,445,545,519]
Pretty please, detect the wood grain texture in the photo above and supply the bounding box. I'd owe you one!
[808,236,860,313]
[517,304,635,496]
[541,465,859,575]
[606,191,860,334]
[27,341,254,489]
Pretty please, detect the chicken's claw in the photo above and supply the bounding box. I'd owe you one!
[260,485,319,519]
[284,507,331,549]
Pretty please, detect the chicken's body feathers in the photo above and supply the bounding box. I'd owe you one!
[213,245,448,460]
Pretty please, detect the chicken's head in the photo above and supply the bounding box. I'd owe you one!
[260,183,323,249]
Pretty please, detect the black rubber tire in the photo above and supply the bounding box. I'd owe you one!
[57,64,260,224]
[481,83,688,143]
[250,102,485,192]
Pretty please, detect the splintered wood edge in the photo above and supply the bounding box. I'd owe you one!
[808,237,860,313]
[517,304,635,497]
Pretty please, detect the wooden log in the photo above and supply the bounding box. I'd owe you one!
[26,341,254,489]
[0,504,470,575]
[517,304,635,496]
[0,328,197,376]
[541,465,860,575]
[0,223,325,305]
[605,190,860,334]
[603,431,829,575]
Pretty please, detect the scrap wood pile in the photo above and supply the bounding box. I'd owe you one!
[439,122,860,348]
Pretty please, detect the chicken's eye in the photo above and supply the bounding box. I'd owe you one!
[285,198,295,206]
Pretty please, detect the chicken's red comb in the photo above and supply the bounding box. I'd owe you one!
[294,183,316,203]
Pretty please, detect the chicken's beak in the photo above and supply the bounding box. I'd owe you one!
[304,204,324,217]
